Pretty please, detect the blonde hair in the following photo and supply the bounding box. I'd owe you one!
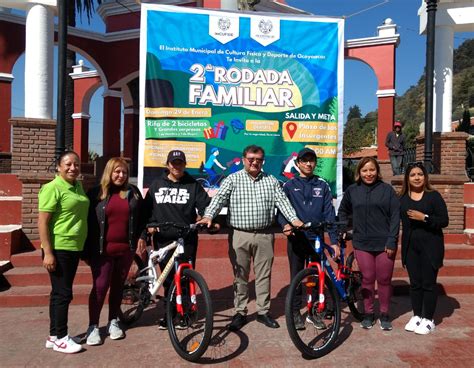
[354,157,383,184]
[99,157,129,200]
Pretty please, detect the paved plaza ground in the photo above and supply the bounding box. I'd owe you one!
[0,293,473,367]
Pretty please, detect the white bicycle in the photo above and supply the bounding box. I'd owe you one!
[120,222,217,362]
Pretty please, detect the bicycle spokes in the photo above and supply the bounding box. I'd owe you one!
[167,269,213,362]
[285,268,341,358]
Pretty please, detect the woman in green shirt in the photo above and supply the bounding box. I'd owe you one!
[38,151,89,354]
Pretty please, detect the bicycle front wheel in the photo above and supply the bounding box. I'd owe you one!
[285,267,341,358]
[119,254,148,325]
[167,269,213,362]
[345,252,364,322]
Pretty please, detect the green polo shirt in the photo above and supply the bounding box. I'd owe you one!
[38,176,90,251]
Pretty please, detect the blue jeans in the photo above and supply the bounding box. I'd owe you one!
[390,155,403,175]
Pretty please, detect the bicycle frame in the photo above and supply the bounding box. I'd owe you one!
[305,232,352,313]
[136,236,196,316]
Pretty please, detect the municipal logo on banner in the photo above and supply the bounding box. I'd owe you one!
[209,15,239,44]
[250,16,280,46]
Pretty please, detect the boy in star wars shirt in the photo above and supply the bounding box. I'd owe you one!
[143,150,210,329]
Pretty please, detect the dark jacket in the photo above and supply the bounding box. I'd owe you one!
[338,180,400,251]
[385,131,405,156]
[143,171,210,232]
[277,175,337,244]
[83,184,145,259]
[400,190,448,269]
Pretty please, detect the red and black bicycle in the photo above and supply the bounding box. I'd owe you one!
[285,221,363,358]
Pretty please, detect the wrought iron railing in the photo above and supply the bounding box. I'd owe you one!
[401,147,417,174]
[401,144,474,181]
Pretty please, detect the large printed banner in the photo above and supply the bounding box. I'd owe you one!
[139,4,344,198]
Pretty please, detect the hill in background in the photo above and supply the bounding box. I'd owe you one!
[344,38,474,155]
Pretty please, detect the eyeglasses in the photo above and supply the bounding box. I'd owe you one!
[299,159,316,165]
[245,157,264,164]
[406,161,424,169]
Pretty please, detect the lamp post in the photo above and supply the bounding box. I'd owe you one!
[55,0,68,159]
[424,0,438,173]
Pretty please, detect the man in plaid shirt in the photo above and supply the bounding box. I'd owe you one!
[198,145,303,331]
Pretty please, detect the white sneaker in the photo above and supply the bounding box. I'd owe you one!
[86,325,102,346]
[53,335,82,354]
[108,319,124,340]
[45,336,57,349]
[46,335,80,349]
[414,318,436,335]
[405,315,422,332]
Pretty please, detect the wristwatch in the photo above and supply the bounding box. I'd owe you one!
[424,214,429,222]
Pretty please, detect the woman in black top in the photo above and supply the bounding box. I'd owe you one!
[399,162,448,335]
[83,157,146,345]
[338,157,400,331]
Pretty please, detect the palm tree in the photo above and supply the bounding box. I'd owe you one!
[65,0,102,150]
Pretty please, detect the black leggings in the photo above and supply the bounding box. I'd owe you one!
[43,249,81,339]
[405,242,439,320]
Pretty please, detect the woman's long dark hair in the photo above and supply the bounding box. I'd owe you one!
[399,162,434,197]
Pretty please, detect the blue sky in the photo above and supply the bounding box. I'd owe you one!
[10,0,473,154]
[287,0,473,116]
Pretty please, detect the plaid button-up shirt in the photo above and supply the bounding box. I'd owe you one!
[204,169,299,230]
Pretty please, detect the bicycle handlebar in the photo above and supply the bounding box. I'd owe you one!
[300,221,348,233]
[146,222,220,235]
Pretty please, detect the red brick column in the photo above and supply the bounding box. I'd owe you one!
[9,118,57,240]
[376,95,395,161]
[72,113,90,163]
[0,75,14,153]
[103,91,122,160]
[415,132,469,175]
[9,118,96,241]
[430,176,466,236]
[70,63,101,163]
[10,118,56,173]
[18,174,53,240]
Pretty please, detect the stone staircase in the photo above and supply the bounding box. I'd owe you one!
[0,174,23,272]
[391,244,474,295]
[1,232,474,307]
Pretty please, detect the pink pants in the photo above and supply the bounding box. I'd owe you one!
[354,249,395,315]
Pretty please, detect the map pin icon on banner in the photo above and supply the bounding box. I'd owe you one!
[286,122,297,139]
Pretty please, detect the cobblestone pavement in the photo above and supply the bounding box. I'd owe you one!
[0,293,473,367]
